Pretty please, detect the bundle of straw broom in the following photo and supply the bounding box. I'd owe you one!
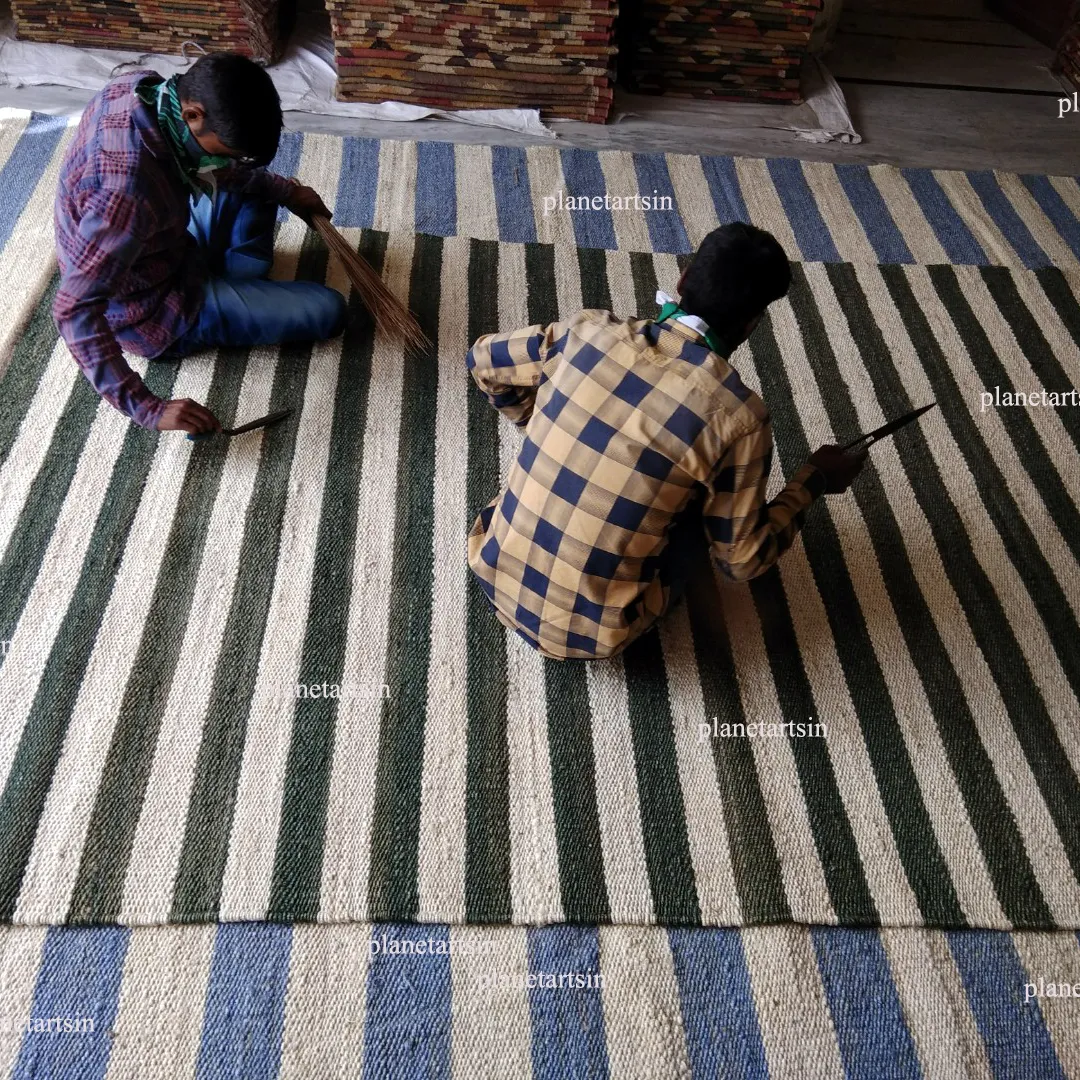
[310,213,431,354]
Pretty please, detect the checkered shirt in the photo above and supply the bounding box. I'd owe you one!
[466,309,826,660]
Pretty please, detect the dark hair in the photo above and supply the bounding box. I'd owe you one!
[177,52,282,167]
[679,223,791,341]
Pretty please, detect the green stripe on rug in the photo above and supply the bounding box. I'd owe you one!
[0,361,176,920]
[748,313,880,927]
[65,345,249,924]
[786,263,967,927]
[463,238,512,924]
[365,232,443,923]
[879,263,1080,885]
[267,231,386,922]
[825,261,1052,929]
[170,232,331,921]
[0,274,59,470]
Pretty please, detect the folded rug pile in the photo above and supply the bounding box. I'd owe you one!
[324,0,617,122]
[622,0,823,102]
[10,0,288,63]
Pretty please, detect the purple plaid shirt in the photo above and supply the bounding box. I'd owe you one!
[53,70,295,429]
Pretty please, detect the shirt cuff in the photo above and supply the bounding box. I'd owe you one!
[793,462,829,500]
[131,392,167,431]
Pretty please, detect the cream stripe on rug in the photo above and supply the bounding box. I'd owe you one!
[415,233,472,925]
[659,606,742,927]
[0,927,46,1080]
[867,164,949,264]
[117,345,279,924]
[0,342,78,559]
[599,925,692,1080]
[103,925,215,1080]
[0,391,129,793]
[450,926,532,1079]
[879,927,994,1080]
[316,235,411,921]
[278,925,371,1080]
[744,926,845,1080]
[12,354,215,924]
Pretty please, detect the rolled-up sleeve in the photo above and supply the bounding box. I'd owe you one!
[702,417,826,582]
[466,321,567,426]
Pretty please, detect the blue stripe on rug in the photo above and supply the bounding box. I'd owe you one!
[834,164,914,264]
[196,923,292,1080]
[270,130,303,223]
[11,926,128,1080]
[415,142,457,237]
[560,148,617,250]
[493,145,538,244]
[812,928,922,1080]
[528,926,609,1080]
[946,930,1066,1080]
[362,923,452,1080]
[0,113,67,252]
[633,153,692,254]
[766,158,841,262]
[334,137,381,229]
[901,169,989,265]
[1020,174,1080,261]
[668,928,768,1080]
[966,171,1050,269]
[699,156,750,225]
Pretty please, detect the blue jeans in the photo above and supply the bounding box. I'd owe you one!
[167,190,347,356]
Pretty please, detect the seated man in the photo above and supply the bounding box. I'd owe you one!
[54,52,347,436]
[466,222,865,660]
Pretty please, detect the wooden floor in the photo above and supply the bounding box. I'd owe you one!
[0,0,1076,173]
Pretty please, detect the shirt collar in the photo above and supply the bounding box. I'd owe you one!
[655,290,730,358]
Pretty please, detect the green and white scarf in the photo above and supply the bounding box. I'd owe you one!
[136,74,232,195]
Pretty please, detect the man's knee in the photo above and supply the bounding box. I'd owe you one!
[320,288,348,339]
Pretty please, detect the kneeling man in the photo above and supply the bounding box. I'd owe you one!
[466,222,865,660]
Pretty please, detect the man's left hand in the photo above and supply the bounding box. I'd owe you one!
[286,183,331,223]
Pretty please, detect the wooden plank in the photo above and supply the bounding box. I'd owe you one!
[845,0,993,18]
[827,34,1062,91]
[838,12,1044,47]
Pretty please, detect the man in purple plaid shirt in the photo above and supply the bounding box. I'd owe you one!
[54,52,348,435]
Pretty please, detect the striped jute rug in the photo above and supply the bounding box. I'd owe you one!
[0,922,1077,1078]
[1,112,1080,930]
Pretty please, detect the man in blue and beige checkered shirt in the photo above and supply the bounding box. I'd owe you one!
[467,223,866,660]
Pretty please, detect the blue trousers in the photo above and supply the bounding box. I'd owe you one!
[168,191,347,356]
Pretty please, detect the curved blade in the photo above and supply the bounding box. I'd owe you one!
[842,402,936,451]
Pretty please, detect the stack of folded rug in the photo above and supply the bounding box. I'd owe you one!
[1055,1,1080,90]
[325,0,617,122]
[622,0,822,103]
[11,0,287,63]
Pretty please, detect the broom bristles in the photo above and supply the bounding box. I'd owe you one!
[311,215,431,354]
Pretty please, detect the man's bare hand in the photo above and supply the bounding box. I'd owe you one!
[286,183,331,224]
[157,398,221,435]
[808,444,867,494]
